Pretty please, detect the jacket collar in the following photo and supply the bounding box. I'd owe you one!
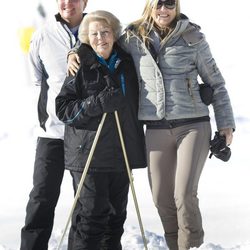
[54,13,87,24]
[79,43,130,69]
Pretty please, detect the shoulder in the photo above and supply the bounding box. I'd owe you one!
[78,43,98,68]
[115,43,131,60]
[181,22,205,46]
[124,24,137,33]
[32,17,58,40]
[118,26,140,53]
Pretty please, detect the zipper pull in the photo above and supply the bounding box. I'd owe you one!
[186,78,192,96]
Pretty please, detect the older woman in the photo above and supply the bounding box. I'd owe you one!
[56,10,146,250]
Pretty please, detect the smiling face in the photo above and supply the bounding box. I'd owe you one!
[151,2,177,29]
[57,0,87,27]
[88,20,115,59]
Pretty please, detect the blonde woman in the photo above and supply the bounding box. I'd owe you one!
[120,0,235,249]
[67,1,235,249]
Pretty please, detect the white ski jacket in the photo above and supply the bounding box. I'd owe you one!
[28,14,82,139]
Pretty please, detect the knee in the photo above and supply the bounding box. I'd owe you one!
[175,192,199,212]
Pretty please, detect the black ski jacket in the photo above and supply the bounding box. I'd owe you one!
[56,43,146,172]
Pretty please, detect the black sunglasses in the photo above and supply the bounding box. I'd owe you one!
[156,0,176,9]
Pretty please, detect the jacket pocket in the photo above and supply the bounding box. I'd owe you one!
[186,78,197,111]
[64,126,96,170]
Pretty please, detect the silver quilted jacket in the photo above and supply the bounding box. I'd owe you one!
[119,15,235,130]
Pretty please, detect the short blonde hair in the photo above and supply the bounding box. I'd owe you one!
[78,10,122,44]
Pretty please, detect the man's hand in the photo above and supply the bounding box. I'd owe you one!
[67,52,81,76]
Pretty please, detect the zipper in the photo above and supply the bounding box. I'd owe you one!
[186,78,197,111]
[61,22,75,48]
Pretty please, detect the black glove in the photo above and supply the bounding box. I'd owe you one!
[98,87,125,113]
[209,132,231,162]
[83,95,103,117]
[199,83,214,105]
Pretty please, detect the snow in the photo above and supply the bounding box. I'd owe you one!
[1,0,250,249]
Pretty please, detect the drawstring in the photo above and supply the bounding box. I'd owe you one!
[120,73,125,95]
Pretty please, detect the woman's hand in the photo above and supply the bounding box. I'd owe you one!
[67,52,81,76]
[219,128,233,146]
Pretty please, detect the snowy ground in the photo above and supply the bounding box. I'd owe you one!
[1,0,250,249]
[0,75,249,250]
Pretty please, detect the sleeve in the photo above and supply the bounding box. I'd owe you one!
[67,40,82,59]
[195,38,236,130]
[55,69,103,128]
[28,30,44,86]
[117,33,131,54]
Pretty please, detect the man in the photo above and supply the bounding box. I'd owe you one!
[20,0,88,249]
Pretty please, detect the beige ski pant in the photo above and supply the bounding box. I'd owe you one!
[145,121,211,250]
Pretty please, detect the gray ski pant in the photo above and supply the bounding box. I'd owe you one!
[145,121,211,250]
